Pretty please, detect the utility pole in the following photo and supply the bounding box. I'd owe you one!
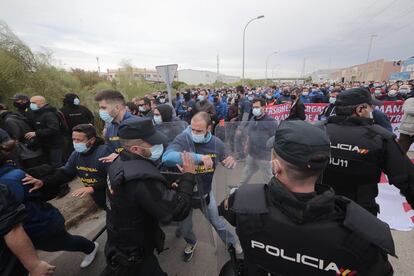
[366,34,377,63]
[265,51,277,86]
[96,57,101,74]
[301,58,307,78]
[217,54,220,83]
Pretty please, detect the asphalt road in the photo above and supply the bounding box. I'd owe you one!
[40,162,414,276]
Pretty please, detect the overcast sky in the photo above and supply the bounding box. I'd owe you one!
[1,0,413,78]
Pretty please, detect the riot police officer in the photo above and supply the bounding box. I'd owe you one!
[101,118,196,276]
[219,120,395,276]
[322,88,414,215]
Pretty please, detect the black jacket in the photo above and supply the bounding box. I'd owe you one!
[0,184,27,274]
[105,150,194,259]
[287,99,305,120]
[30,104,64,149]
[60,104,94,132]
[323,115,414,214]
[0,111,33,142]
[219,178,394,276]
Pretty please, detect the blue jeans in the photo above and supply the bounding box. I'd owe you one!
[178,191,237,246]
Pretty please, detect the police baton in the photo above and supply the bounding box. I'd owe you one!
[92,225,106,242]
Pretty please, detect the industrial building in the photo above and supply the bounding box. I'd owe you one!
[329,59,401,82]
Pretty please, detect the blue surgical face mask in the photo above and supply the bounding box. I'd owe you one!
[192,131,211,144]
[252,107,262,117]
[153,115,162,125]
[149,144,164,161]
[329,97,336,104]
[247,96,253,101]
[30,103,39,111]
[197,95,205,101]
[73,142,90,153]
[99,109,113,123]
[73,98,80,105]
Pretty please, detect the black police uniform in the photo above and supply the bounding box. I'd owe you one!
[101,118,195,276]
[322,88,414,215]
[219,120,395,276]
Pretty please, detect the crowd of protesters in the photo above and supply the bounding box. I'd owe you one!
[0,77,414,275]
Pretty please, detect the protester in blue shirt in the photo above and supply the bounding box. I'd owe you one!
[300,87,311,103]
[239,98,278,185]
[23,124,111,208]
[162,111,242,262]
[213,94,228,121]
[94,90,136,162]
[178,91,196,123]
[309,86,325,103]
[237,86,252,121]
[0,146,99,269]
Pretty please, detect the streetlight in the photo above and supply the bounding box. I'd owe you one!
[242,15,265,82]
[366,34,377,63]
[265,51,278,85]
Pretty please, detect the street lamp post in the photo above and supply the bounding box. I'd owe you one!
[242,15,264,83]
[366,34,377,64]
[265,51,277,85]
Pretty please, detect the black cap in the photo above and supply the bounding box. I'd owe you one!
[118,118,167,145]
[9,93,29,101]
[268,120,331,169]
[335,88,382,106]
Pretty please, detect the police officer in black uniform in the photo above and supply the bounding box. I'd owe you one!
[101,118,196,276]
[219,120,395,276]
[322,88,414,215]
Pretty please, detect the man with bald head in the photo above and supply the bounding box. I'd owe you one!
[25,95,65,168]
[163,111,242,262]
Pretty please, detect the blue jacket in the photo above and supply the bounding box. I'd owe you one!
[0,164,62,237]
[300,95,311,104]
[373,109,393,132]
[247,115,278,160]
[162,127,227,195]
[215,101,228,121]
[105,111,136,153]
[238,98,252,121]
[309,90,325,103]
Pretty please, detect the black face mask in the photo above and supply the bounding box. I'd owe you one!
[290,95,297,100]
[13,101,30,110]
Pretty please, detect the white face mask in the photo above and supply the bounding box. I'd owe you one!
[153,115,162,125]
[252,107,262,117]
[388,90,398,97]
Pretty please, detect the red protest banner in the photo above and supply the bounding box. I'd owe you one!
[265,103,290,121]
[376,101,404,124]
[304,103,328,122]
[266,101,404,124]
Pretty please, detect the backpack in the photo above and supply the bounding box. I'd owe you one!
[55,110,69,132]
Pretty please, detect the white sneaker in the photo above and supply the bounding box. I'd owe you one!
[80,242,99,268]
[183,241,198,262]
[234,243,243,255]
